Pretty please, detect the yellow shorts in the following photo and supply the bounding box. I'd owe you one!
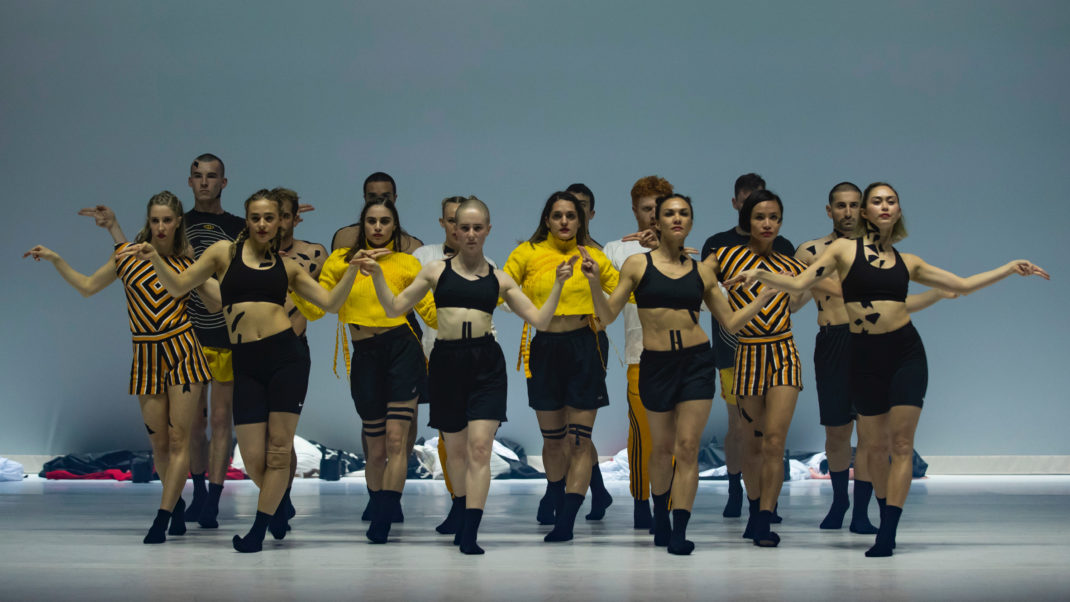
[201,346,234,382]
[733,334,803,397]
[719,368,737,406]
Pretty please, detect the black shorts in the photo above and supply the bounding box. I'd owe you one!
[849,323,927,416]
[814,324,855,427]
[232,329,311,425]
[350,325,427,421]
[526,327,609,411]
[638,342,716,413]
[428,336,508,433]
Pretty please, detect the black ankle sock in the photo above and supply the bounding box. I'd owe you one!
[668,509,695,555]
[585,464,613,520]
[652,491,671,547]
[753,509,780,547]
[544,493,584,542]
[820,470,850,529]
[723,472,743,518]
[866,504,902,557]
[232,511,272,553]
[633,498,652,530]
[459,508,485,555]
[743,498,760,539]
[537,479,565,525]
[144,509,171,544]
[849,480,878,534]
[268,488,292,540]
[438,495,466,535]
[198,483,223,528]
[186,473,207,519]
[770,501,782,523]
[367,490,400,544]
[168,497,187,536]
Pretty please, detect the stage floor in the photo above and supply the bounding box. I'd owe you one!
[2,475,1068,600]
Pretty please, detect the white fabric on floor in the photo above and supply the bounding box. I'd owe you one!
[0,457,23,481]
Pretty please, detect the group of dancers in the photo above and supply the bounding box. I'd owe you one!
[25,154,1048,557]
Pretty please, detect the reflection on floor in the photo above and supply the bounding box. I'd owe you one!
[1,475,1068,601]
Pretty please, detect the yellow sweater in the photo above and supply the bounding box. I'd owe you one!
[503,237,618,314]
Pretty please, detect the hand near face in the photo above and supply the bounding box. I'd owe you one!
[622,229,659,250]
[577,246,599,281]
[115,242,156,261]
[77,205,117,229]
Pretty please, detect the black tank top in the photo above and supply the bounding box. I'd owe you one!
[841,237,908,304]
[633,254,703,311]
[219,240,288,307]
[434,257,498,314]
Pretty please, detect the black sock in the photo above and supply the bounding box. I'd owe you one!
[186,473,207,520]
[633,498,652,530]
[668,509,695,555]
[753,509,780,547]
[866,504,902,557]
[544,493,584,542]
[367,490,399,544]
[268,488,292,540]
[537,479,564,525]
[198,483,223,528]
[232,511,272,553]
[585,464,613,520]
[144,509,171,544]
[820,470,850,529]
[438,495,466,535]
[459,508,485,555]
[770,501,782,523]
[849,480,878,534]
[723,472,743,518]
[168,497,186,536]
[743,497,760,539]
[652,491,671,547]
[362,485,375,522]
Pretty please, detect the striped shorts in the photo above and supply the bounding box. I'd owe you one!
[129,323,212,395]
[732,332,803,397]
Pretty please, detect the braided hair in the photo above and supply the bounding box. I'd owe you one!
[231,189,283,259]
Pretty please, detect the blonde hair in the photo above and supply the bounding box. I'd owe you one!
[852,182,908,243]
[231,189,283,259]
[134,191,190,256]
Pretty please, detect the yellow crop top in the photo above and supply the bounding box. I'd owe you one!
[291,248,436,376]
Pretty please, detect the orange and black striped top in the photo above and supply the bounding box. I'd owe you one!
[114,243,196,337]
[714,244,806,338]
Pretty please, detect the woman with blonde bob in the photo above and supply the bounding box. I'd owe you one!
[734,182,1048,557]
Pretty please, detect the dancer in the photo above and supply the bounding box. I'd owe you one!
[602,175,674,529]
[699,173,794,519]
[583,193,777,554]
[361,197,573,554]
[796,182,949,533]
[293,198,436,544]
[704,189,806,547]
[331,172,423,253]
[503,191,618,542]
[27,191,210,544]
[736,182,1048,556]
[412,196,498,535]
[119,189,357,553]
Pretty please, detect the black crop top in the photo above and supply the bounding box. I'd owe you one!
[433,257,499,314]
[841,238,909,304]
[219,240,288,307]
[633,254,704,311]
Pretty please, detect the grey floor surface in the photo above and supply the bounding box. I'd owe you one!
[2,475,1069,601]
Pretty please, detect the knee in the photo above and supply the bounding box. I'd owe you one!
[209,407,231,433]
[761,432,786,459]
[673,437,700,463]
[867,437,890,458]
[890,435,913,458]
[365,440,387,464]
[265,448,290,471]
[385,428,407,457]
[467,438,492,465]
[168,426,190,451]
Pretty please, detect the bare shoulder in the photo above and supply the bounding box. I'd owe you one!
[331,225,358,251]
[796,235,833,264]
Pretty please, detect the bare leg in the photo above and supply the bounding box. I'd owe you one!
[736,394,766,539]
[645,408,676,547]
[820,422,854,529]
[665,398,712,555]
[544,408,597,542]
[534,409,568,524]
[436,429,468,536]
[207,380,234,484]
[722,399,745,517]
[457,419,500,554]
[161,383,202,514]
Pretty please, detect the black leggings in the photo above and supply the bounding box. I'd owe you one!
[849,323,927,416]
[232,329,311,425]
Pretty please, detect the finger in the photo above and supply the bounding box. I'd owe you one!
[621,231,645,242]
[298,204,315,213]
[578,246,592,260]
[77,208,97,216]
[684,247,699,256]
[567,255,579,266]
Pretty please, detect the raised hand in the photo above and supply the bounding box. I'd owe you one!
[115,242,156,261]
[577,246,599,280]
[353,257,382,277]
[1010,260,1050,280]
[557,255,579,283]
[77,205,116,229]
[23,245,58,262]
[622,229,659,249]
[294,203,315,227]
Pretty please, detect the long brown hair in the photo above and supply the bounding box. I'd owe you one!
[525,191,593,246]
[343,199,403,262]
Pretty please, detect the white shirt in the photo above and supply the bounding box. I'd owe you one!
[602,238,648,365]
[411,243,499,357]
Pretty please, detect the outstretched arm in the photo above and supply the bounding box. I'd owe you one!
[581,247,636,325]
[905,255,1049,295]
[290,257,359,313]
[78,205,127,244]
[116,241,224,297]
[704,270,779,334]
[24,245,117,297]
[501,257,576,330]
[736,244,841,294]
[905,288,956,313]
[197,278,222,313]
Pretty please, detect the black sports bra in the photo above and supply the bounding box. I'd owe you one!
[219,240,288,307]
[841,238,908,304]
[433,257,499,314]
[633,254,703,311]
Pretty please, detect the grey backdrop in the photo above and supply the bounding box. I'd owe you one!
[3,1,1068,457]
